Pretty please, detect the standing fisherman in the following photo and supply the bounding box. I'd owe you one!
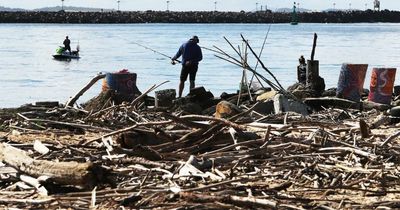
[63,36,71,54]
[171,36,203,98]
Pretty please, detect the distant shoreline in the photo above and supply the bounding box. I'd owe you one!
[0,10,400,24]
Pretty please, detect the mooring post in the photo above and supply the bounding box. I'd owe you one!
[306,33,319,86]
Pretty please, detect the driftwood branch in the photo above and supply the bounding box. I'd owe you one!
[66,74,106,107]
[381,131,400,147]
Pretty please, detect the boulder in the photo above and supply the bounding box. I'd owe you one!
[253,100,274,115]
[394,86,400,97]
[287,83,313,99]
[274,94,308,115]
[188,86,215,109]
[390,106,400,123]
[256,90,277,101]
[189,86,214,101]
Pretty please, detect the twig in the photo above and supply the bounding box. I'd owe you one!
[380,130,400,147]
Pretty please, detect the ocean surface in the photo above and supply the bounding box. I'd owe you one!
[1,23,400,108]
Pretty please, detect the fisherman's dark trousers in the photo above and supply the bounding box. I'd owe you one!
[180,64,198,82]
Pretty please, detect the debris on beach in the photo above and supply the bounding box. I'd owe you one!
[0,35,400,209]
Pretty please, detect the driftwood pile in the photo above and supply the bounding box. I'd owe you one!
[0,95,399,209]
[1,35,400,210]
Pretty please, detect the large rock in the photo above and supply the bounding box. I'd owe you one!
[287,83,313,99]
[188,86,215,109]
[253,100,274,115]
[273,94,308,115]
[390,106,400,123]
[394,86,400,97]
[256,90,277,101]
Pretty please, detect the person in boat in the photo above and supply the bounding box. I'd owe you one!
[171,35,203,98]
[297,55,307,84]
[63,36,71,54]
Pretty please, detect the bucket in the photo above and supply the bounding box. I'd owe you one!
[102,72,137,95]
[336,64,368,102]
[368,68,396,104]
[155,89,176,108]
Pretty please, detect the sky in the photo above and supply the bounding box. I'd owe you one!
[1,0,399,11]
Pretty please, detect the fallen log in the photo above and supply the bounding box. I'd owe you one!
[0,143,105,189]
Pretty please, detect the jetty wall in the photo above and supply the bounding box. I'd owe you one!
[0,10,399,24]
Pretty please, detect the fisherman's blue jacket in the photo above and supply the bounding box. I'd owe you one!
[173,40,203,65]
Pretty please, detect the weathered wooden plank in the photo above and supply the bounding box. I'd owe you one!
[0,143,103,188]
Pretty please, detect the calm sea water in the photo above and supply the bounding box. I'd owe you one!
[1,23,400,108]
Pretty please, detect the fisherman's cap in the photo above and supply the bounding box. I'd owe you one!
[190,35,199,43]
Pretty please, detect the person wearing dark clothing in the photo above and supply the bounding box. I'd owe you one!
[63,36,71,53]
[171,35,203,97]
[297,55,307,84]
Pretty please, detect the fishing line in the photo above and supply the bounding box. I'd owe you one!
[130,40,181,63]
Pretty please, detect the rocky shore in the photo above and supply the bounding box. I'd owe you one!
[1,10,400,24]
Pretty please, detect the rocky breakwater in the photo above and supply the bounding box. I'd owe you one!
[0,10,400,24]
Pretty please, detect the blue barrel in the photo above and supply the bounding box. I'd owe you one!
[102,72,137,95]
[336,64,368,102]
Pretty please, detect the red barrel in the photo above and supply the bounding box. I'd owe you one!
[368,68,397,104]
[102,69,138,95]
[336,64,368,102]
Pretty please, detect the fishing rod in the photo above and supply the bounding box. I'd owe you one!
[131,41,181,63]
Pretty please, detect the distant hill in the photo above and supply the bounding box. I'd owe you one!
[275,7,311,13]
[324,8,340,12]
[33,6,114,12]
[0,6,25,11]
[323,8,362,12]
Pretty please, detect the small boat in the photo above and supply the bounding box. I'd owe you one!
[53,46,80,60]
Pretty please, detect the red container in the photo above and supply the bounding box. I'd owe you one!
[368,68,397,104]
[336,64,368,102]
